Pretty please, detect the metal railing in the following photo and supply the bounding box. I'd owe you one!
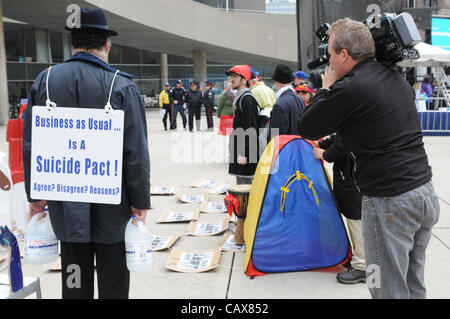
[418,110,450,136]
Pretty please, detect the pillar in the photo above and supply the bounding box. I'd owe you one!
[62,32,72,61]
[298,0,316,72]
[193,50,207,87]
[160,53,168,90]
[0,0,9,125]
[35,29,52,63]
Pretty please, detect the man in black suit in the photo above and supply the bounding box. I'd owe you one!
[270,64,306,139]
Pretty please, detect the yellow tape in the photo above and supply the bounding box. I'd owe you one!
[280,171,320,212]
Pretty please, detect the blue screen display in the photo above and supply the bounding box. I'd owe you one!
[432,17,450,51]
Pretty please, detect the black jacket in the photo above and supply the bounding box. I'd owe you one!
[169,87,186,105]
[270,89,305,137]
[298,59,432,197]
[22,52,150,244]
[319,135,362,220]
[186,89,203,108]
[203,89,215,108]
[229,90,260,177]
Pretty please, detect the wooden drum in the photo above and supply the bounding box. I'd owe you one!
[228,185,252,245]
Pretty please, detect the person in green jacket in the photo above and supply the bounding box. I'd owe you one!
[217,78,235,136]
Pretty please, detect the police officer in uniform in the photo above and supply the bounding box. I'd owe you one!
[185,82,203,132]
[169,80,187,130]
[22,8,150,299]
[203,81,215,131]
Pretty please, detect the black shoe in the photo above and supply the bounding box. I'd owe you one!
[342,260,352,269]
[336,267,366,284]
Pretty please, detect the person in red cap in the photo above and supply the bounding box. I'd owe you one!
[225,65,260,185]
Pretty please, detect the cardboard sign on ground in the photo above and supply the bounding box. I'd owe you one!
[200,202,227,214]
[151,234,181,251]
[165,247,222,273]
[187,218,229,237]
[191,180,219,189]
[216,232,246,253]
[157,210,200,223]
[208,183,230,195]
[177,193,209,204]
[150,186,178,196]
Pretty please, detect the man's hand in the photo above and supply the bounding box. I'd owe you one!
[237,155,248,165]
[321,65,340,90]
[29,200,47,221]
[174,100,179,104]
[313,148,325,160]
[131,206,147,226]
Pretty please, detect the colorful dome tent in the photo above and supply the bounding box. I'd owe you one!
[244,136,351,277]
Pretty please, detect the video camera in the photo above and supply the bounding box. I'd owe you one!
[307,12,422,71]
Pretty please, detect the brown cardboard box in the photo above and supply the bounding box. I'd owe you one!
[157,209,200,223]
[151,234,181,251]
[177,192,209,204]
[150,186,178,196]
[187,217,229,237]
[216,232,246,253]
[165,247,222,273]
[199,202,227,214]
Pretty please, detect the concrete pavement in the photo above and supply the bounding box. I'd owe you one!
[0,108,449,299]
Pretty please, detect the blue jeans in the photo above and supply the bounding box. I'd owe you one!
[171,104,186,129]
[361,181,440,299]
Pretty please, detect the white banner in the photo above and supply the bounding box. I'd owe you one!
[30,106,124,204]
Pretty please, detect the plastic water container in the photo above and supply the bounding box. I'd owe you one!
[125,216,153,272]
[24,209,59,265]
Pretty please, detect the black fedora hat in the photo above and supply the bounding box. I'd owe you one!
[272,64,294,84]
[65,8,118,36]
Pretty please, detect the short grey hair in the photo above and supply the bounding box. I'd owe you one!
[328,18,375,62]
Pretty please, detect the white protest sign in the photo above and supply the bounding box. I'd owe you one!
[30,106,124,204]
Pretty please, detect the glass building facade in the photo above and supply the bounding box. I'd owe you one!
[4,20,275,105]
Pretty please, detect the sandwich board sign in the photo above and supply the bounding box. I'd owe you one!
[30,106,124,204]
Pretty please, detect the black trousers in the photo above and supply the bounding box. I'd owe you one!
[205,105,214,129]
[188,107,201,131]
[162,104,172,129]
[60,241,130,299]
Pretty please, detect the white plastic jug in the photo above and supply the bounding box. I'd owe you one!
[125,216,153,272]
[24,209,59,265]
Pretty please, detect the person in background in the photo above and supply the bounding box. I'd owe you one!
[413,82,426,112]
[159,82,173,130]
[250,68,276,110]
[170,80,187,130]
[270,64,305,138]
[203,81,215,131]
[217,77,235,136]
[314,135,366,284]
[225,65,260,185]
[23,8,150,299]
[185,82,203,132]
[422,75,433,110]
[295,83,316,107]
[293,70,307,87]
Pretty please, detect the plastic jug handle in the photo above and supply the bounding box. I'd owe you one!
[30,212,47,223]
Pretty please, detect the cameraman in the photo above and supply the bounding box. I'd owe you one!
[297,18,440,299]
